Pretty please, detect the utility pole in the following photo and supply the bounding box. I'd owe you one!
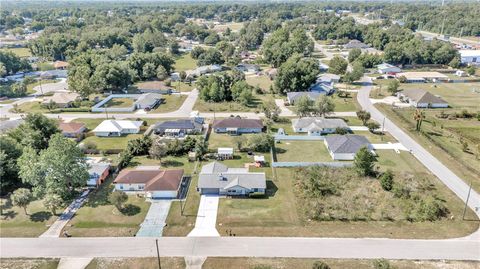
[462,181,473,220]
[155,239,162,269]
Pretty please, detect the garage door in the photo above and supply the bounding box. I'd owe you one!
[201,188,219,194]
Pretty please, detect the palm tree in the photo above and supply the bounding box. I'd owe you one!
[413,109,425,131]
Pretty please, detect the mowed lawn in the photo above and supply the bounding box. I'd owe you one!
[81,134,143,151]
[216,153,479,239]
[275,141,332,162]
[0,47,32,57]
[174,53,197,72]
[149,94,187,113]
[245,75,272,91]
[103,98,135,108]
[0,199,60,237]
[331,93,360,112]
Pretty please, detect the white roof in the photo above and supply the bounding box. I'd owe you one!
[92,120,143,133]
[254,155,265,162]
[218,147,234,154]
[459,50,480,57]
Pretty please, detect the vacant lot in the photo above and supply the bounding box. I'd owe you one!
[0,259,59,269]
[245,75,272,91]
[85,257,185,269]
[174,53,196,72]
[103,98,135,108]
[150,94,186,113]
[331,93,360,112]
[0,199,59,237]
[81,134,144,151]
[171,81,195,92]
[0,47,32,57]
[193,96,268,113]
[275,140,332,162]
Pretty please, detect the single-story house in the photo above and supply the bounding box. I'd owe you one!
[136,81,173,94]
[235,63,260,73]
[324,135,373,161]
[459,50,480,66]
[191,64,223,77]
[40,70,68,79]
[217,147,233,159]
[53,61,69,70]
[87,162,110,187]
[318,62,329,71]
[197,162,266,196]
[395,72,449,83]
[344,39,370,49]
[317,73,341,84]
[397,89,449,108]
[377,63,401,74]
[58,121,86,138]
[42,92,80,108]
[292,118,348,135]
[114,169,184,199]
[286,92,322,105]
[455,70,466,77]
[92,120,143,137]
[152,118,204,137]
[309,82,335,94]
[213,117,264,135]
[135,93,162,110]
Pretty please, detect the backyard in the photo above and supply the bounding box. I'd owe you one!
[274,140,332,162]
[149,94,187,113]
[174,53,196,72]
[81,134,144,151]
[103,97,135,108]
[245,75,273,92]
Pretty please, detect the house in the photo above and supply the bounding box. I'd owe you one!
[40,70,68,79]
[191,64,223,77]
[152,118,204,137]
[197,162,266,196]
[309,82,335,94]
[318,62,329,71]
[217,147,234,159]
[92,120,143,137]
[459,50,480,66]
[136,81,173,94]
[0,119,23,134]
[113,169,184,199]
[344,39,369,49]
[455,70,467,77]
[317,73,341,84]
[377,63,401,74]
[286,92,322,105]
[213,117,264,135]
[42,92,80,108]
[53,61,69,70]
[135,93,162,110]
[58,121,86,139]
[235,63,260,73]
[292,118,349,135]
[395,72,448,83]
[87,162,110,187]
[324,135,373,160]
[397,89,449,108]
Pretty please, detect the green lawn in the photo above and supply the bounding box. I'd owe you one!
[37,62,55,71]
[130,155,197,175]
[10,101,46,113]
[331,93,360,112]
[65,176,150,237]
[275,140,332,162]
[349,130,397,143]
[85,258,185,269]
[174,53,197,72]
[81,134,144,151]
[0,199,59,237]
[0,47,32,57]
[194,98,265,113]
[0,259,60,269]
[171,81,195,92]
[149,94,187,113]
[103,98,135,108]
[245,75,272,92]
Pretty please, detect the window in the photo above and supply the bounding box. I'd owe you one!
[119,185,123,190]
[139,185,144,190]
[253,188,258,192]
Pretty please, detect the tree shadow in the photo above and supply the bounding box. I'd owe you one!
[120,204,141,216]
[161,159,184,167]
[1,210,17,220]
[29,211,52,222]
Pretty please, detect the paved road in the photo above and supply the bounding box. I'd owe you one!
[357,77,480,222]
[416,30,480,46]
[1,237,479,260]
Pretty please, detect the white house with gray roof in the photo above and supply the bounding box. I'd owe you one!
[324,135,374,160]
[197,162,266,196]
[292,118,349,135]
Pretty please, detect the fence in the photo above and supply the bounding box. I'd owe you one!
[272,162,353,168]
[274,135,325,141]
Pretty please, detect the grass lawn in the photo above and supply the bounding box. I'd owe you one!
[206,132,257,150]
[375,104,480,193]
[85,257,185,269]
[0,259,60,269]
[203,258,480,269]
[37,62,55,71]
[245,75,273,91]
[0,199,59,237]
[331,93,360,112]
[130,155,197,175]
[194,98,264,113]
[0,99,16,104]
[0,47,32,57]
[81,134,144,151]
[10,101,46,113]
[103,98,135,108]
[275,141,332,162]
[171,81,195,92]
[149,94,187,113]
[215,154,479,238]
[174,53,196,72]
[65,176,150,237]
[350,130,397,143]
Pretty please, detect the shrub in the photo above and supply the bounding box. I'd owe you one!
[353,147,376,176]
[335,127,348,135]
[372,259,392,269]
[413,196,447,221]
[247,133,274,152]
[380,170,394,191]
[312,261,330,269]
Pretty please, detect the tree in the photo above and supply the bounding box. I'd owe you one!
[380,170,394,191]
[43,193,63,215]
[109,191,128,210]
[197,48,224,66]
[179,71,187,81]
[354,147,376,176]
[126,136,152,156]
[313,95,335,117]
[274,54,319,94]
[10,82,27,97]
[231,80,253,105]
[387,80,400,95]
[348,48,362,63]
[156,65,168,80]
[356,110,371,125]
[194,139,208,160]
[366,121,380,133]
[312,261,331,269]
[11,188,33,215]
[262,99,281,122]
[0,63,6,77]
[466,65,476,76]
[413,109,425,131]
[0,137,23,195]
[191,47,206,59]
[8,113,60,151]
[262,28,313,67]
[234,136,247,151]
[335,127,348,135]
[18,134,89,199]
[247,133,274,152]
[149,139,168,163]
[328,55,348,75]
[294,95,314,118]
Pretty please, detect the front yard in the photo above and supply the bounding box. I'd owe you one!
[149,94,187,113]
[245,75,273,92]
[103,97,135,108]
[81,134,144,151]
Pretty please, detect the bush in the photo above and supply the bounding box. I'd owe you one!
[247,133,274,152]
[380,170,394,191]
[372,259,392,269]
[248,192,265,198]
[50,108,91,113]
[413,196,447,221]
[312,261,330,269]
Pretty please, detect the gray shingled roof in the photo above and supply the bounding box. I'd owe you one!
[135,93,162,107]
[325,135,370,154]
[198,162,266,190]
[400,89,448,105]
[287,92,322,103]
[292,118,348,131]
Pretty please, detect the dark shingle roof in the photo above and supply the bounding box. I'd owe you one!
[213,118,263,129]
[325,135,370,154]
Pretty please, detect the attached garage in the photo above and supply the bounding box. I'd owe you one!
[199,188,220,195]
[148,190,179,199]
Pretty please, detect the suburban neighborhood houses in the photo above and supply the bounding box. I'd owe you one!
[0,1,479,269]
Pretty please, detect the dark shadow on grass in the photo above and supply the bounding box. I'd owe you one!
[120,204,141,216]
[29,211,52,222]
[161,160,184,167]
[1,210,17,220]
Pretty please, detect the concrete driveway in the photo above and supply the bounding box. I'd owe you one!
[188,195,220,237]
[136,200,172,237]
[33,78,68,96]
